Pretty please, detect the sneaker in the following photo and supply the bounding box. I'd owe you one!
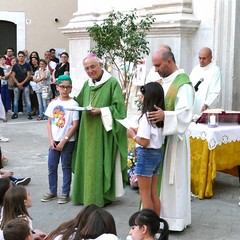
[41,193,57,202]
[58,195,70,204]
[27,114,33,120]
[11,113,18,119]
[18,112,23,115]
[15,177,31,186]
[36,116,43,121]
[0,136,9,142]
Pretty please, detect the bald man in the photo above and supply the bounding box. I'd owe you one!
[190,47,221,115]
[148,48,194,231]
[145,44,172,84]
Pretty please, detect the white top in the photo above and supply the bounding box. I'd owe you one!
[136,113,164,149]
[45,98,79,141]
[190,61,221,115]
[87,234,119,240]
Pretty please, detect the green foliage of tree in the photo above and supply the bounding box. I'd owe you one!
[87,10,155,107]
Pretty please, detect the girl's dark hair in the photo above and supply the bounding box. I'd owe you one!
[129,209,160,236]
[46,204,99,240]
[0,185,31,229]
[29,51,40,61]
[60,52,69,58]
[78,208,117,240]
[0,178,11,206]
[129,209,169,240]
[140,82,165,128]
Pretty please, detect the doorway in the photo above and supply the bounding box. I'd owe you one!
[0,20,17,55]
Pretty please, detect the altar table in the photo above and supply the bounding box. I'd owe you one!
[188,122,240,199]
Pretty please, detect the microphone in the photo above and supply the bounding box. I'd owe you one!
[194,78,204,92]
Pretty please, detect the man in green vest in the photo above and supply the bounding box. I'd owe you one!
[148,48,195,231]
[72,54,128,207]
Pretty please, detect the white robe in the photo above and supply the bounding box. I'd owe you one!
[189,61,221,115]
[160,70,194,231]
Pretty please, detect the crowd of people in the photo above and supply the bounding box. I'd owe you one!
[0,47,69,122]
[0,44,221,239]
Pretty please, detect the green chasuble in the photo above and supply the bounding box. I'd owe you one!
[72,73,128,207]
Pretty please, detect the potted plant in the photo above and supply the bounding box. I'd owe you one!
[87,10,155,109]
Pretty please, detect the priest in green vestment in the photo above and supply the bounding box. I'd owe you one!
[72,54,128,207]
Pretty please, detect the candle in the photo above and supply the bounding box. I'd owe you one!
[210,115,216,125]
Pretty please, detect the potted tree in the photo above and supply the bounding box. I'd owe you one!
[87,10,155,109]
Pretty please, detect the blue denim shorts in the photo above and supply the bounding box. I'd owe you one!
[134,147,163,177]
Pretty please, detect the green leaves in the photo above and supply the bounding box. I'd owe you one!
[87,10,154,63]
[86,10,155,107]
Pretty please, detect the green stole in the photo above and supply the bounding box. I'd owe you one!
[157,73,192,195]
[165,73,192,111]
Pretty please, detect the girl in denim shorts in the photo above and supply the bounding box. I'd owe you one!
[127,82,165,215]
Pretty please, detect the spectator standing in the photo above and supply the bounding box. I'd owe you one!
[44,51,57,76]
[0,67,8,124]
[4,57,17,113]
[33,59,51,120]
[52,52,70,98]
[148,49,194,231]
[11,51,32,120]
[0,56,11,115]
[29,51,40,64]
[189,47,221,115]
[4,48,14,66]
[29,57,39,116]
[71,55,128,207]
[41,75,79,204]
[44,51,57,100]
[49,48,60,64]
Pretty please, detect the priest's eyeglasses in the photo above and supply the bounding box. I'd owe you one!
[84,64,98,72]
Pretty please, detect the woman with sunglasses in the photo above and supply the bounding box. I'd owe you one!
[127,82,165,215]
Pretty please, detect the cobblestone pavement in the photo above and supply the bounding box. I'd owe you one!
[1,113,240,240]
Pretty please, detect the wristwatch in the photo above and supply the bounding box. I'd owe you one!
[133,135,137,142]
[64,136,69,141]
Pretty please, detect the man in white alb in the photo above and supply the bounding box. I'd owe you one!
[189,47,221,115]
[148,48,194,231]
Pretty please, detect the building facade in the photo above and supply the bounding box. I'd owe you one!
[0,0,77,58]
[62,0,240,111]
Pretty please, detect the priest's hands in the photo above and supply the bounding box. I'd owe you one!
[89,108,101,115]
[147,105,164,123]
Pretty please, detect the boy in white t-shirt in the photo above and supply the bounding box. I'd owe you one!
[41,75,79,204]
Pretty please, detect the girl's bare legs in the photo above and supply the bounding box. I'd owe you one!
[137,174,160,215]
[137,175,153,210]
[151,174,160,215]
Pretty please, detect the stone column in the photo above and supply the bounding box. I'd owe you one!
[214,0,239,110]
